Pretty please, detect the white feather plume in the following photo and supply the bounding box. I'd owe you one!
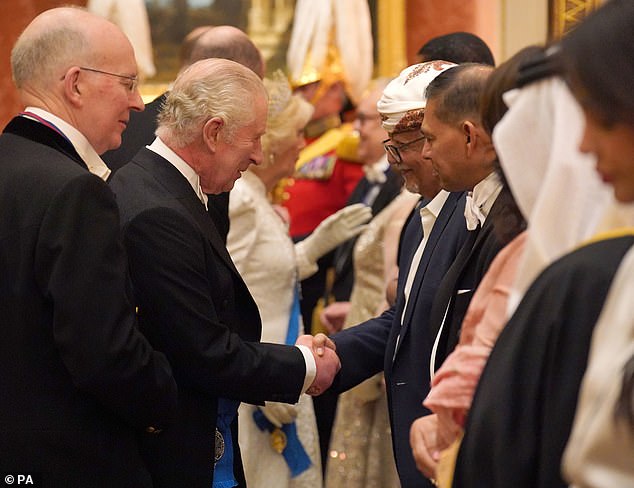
[287,0,373,104]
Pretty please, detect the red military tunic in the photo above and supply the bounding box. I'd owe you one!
[284,123,364,239]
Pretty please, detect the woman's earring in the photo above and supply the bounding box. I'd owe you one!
[269,153,275,165]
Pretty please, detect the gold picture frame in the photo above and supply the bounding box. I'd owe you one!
[549,0,604,39]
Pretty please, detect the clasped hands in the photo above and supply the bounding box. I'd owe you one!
[296,333,339,396]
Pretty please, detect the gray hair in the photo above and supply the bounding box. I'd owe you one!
[157,58,267,148]
[11,24,89,89]
[425,63,493,126]
[260,72,313,166]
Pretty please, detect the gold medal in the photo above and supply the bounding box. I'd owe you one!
[270,428,288,454]
[214,429,225,464]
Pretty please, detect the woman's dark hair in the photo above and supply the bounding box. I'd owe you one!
[480,45,544,136]
[477,47,546,244]
[561,0,634,127]
[616,354,634,428]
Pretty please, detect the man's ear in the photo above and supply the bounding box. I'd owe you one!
[203,117,224,152]
[462,120,477,157]
[463,120,491,157]
[464,120,496,161]
[62,66,83,107]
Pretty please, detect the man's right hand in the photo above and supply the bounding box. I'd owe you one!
[296,334,340,395]
[296,333,336,356]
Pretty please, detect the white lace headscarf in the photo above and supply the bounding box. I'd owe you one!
[377,60,456,133]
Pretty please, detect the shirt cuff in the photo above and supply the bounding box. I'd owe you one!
[296,345,316,394]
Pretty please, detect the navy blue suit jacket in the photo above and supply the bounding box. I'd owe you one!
[331,191,468,487]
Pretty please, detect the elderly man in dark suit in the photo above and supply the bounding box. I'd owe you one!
[103,26,264,245]
[0,7,178,487]
[304,60,471,488]
[102,25,264,174]
[109,58,341,488]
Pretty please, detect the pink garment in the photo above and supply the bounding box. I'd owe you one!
[424,232,527,435]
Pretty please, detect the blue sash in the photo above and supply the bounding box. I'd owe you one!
[253,284,311,478]
[252,409,312,478]
[285,285,302,344]
[213,398,240,488]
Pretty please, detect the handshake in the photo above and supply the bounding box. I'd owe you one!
[296,333,340,396]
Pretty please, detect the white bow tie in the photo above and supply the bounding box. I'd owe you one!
[363,164,387,184]
[464,192,485,231]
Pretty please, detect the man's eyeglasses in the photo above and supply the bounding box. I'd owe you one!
[355,112,382,125]
[383,135,426,163]
[77,67,138,93]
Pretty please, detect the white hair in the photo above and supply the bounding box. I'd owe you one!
[157,59,267,148]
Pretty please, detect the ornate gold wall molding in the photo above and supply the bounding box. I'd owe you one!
[247,0,295,62]
[377,0,407,77]
[550,0,604,39]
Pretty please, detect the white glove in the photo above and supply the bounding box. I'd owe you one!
[295,203,372,278]
[259,401,299,428]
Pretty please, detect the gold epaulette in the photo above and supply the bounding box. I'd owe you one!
[293,124,362,180]
[582,227,634,247]
[335,123,362,163]
[295,127,346,170]
[295,124,361,169]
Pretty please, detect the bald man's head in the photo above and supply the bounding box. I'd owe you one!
[187,26,264,78]
[11,7,144,154]
[11,7,128,91]
[179,25,213,67]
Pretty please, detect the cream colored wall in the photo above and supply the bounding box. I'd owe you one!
[498,0,548,62]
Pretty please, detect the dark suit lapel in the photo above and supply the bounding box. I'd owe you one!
[133,149,241,276]
[396,192,463,355]
[450,186,512,275]
[3,116,87,170]
[427,224,479,347]
[384,202,425,371]
[346,177,371,205]
[427,187,509,344]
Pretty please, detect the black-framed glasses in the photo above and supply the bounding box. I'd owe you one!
[383,135,426,163]
[78,67,138,93]
[355,112,382,125]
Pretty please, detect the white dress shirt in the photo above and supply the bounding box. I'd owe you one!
[23,107,111,181]
[147,137,208,210]
[393,190,450,356]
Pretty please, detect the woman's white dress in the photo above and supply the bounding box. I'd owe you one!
[227,171,322,488]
